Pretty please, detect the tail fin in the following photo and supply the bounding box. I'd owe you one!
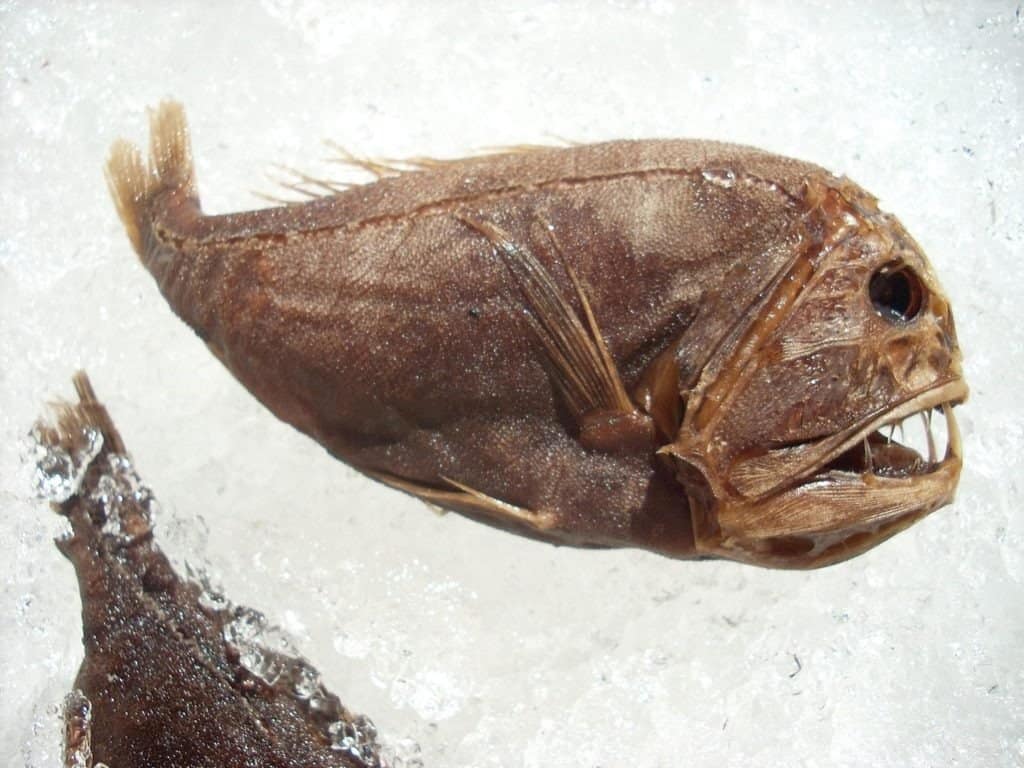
[44,371,127,458]
[106,101,198,257]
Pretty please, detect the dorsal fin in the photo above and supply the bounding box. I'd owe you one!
[260,140,570,203]
[326,142,409,179]
[328,141,566,179]
[253,164,356,206]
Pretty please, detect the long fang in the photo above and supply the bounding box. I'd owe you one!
[863,437,873,474]
[943,402,962,461]
[922,411,937,464]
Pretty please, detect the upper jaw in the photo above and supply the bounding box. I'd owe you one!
[807,377,967,484]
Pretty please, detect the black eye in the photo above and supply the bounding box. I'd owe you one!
[869,263,925,323]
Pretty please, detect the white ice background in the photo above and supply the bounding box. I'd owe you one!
[1,2,1022,766]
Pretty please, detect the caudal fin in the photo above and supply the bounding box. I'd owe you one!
[106,101,197,257]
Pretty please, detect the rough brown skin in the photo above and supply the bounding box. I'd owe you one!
[40,374,385,768]
[107,102,967,568]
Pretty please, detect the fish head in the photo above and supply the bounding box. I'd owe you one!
[664,177,967,568]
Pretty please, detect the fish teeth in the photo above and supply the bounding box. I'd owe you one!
[922,410,937,464]
[942,402,961,462]
[881,403,952,470]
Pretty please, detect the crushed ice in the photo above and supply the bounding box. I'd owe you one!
[62,690,93,768]
[27,424,102,502]
[701,168,737,187]
[289,658,321,699]
[379,737,426,768]
[220,603,396,767]
[329,715,379,762]
[186,562,231,612]
[222,606,297,686]
[90,454,159,542]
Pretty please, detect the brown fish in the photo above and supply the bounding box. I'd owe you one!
[35,373,388,768]
[106,102,967,569]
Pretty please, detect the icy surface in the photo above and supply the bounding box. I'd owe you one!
[1,2,1022,766]
[91,454,158,543]
[27,425,103,504]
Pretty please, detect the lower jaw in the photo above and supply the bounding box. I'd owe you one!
[707,453,962,569]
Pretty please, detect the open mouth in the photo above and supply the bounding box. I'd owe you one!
[705,379,968,501]
[827,403,959,476]
[818,380,966,480]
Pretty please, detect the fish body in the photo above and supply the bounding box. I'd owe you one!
[108,103,966,568]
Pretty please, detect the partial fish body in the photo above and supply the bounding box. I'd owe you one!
[107,102,966,568]
[36,374,383,767]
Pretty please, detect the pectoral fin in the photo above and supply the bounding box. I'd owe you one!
[460,215,652,451]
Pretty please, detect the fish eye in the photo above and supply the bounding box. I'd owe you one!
[868,263,925,323]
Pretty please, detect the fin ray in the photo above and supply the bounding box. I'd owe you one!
[106,100,197,257]
[324,141,566,179]
[271,164,353,196]
[363,470,556,531]
[459,216,637,424]
[325,142,406,179]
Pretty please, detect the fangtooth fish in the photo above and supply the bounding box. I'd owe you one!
[106,102,967,568]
